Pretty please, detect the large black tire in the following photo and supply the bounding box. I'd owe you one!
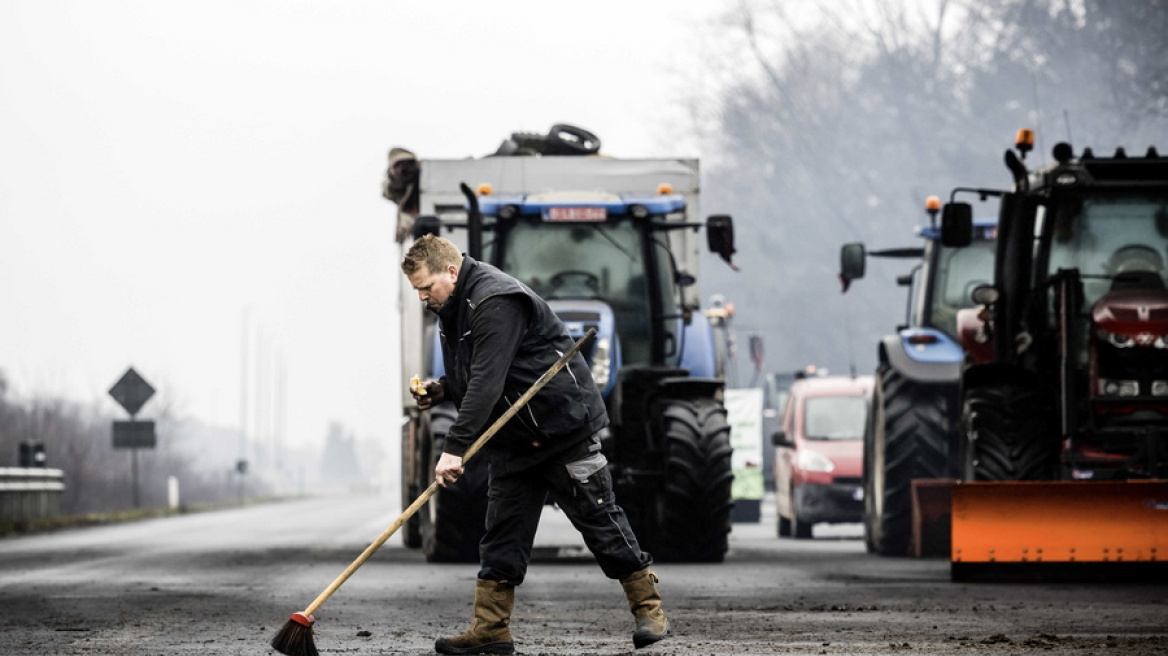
[420,405,489,563]
[401,418,422,549]
[962,382,1057,481]
[643,397,734,563]
[864,365,956,556]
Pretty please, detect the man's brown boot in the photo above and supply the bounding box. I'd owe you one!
[435,579,515,655]
[620,568,668,648]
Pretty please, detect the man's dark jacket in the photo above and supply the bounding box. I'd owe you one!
[434,255,608,463]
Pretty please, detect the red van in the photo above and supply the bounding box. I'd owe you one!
[773,374,874,538]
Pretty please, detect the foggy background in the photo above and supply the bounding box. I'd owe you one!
[2,0,1165,514]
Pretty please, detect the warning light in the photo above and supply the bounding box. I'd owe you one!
[1015,128,1035,157]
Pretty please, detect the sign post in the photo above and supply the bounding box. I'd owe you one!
[109,367,156,508]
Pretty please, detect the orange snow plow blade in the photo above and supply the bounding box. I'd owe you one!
[951,480,1168,581]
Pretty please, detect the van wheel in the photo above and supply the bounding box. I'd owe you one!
[777,514,792,537]
[790,485,813,539]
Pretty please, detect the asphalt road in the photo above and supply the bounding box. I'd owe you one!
[1,493,1164,655]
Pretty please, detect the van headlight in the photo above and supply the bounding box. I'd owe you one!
[797,449,835,473]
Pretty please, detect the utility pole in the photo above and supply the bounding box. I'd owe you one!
[238,306,251,503]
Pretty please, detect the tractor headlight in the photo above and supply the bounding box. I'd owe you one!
[1153,381,1168,396]
[590,336,611,387]
[1099,378,1139,397]
[796,449,835,473]
[1099,328,1136,348]
[1156,335,1168,349]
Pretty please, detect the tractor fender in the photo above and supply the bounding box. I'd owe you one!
[960,361,1041,391]
[680,313,718,379]
[879,328,962,384]
[656,375,725,402]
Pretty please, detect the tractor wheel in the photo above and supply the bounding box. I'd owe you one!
[420,405,488,563]
[648,397,734,562]
[864,365,955,556]
[962,381,1057,481]
[400,417,422,549]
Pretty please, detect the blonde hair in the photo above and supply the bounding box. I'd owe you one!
[402,234,462,275]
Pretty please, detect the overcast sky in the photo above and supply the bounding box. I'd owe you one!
[0,2,725,452]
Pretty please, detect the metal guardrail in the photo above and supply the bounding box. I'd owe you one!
[0,467,66,523]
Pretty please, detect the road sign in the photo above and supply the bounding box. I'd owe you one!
[113,420,157,449]
[109,368,155,417]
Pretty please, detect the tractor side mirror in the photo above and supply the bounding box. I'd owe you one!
[706,215,737,269]
[412,215,442,240]
[840,243,866,292]
[941,203,973,247]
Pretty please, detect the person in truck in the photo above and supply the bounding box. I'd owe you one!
[402,234,668,654]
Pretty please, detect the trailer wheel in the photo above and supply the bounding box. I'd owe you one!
[864,365,955,556]
[401,417,422,549]
[962,381,1057,481]
[648,397,733,562]
[420,405,489,563]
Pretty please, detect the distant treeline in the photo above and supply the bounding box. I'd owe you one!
[691,0,1168,380]
[0,371,269,514]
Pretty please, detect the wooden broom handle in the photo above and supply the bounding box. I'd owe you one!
[300,328,596,617]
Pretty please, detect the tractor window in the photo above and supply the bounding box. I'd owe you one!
[1046,192,1168,307]
[929,237,996,340]
[803,395,867,440]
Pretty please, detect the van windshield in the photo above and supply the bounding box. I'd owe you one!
[804,395,867,440]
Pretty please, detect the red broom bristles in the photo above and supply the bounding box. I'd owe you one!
[270,613,317,656]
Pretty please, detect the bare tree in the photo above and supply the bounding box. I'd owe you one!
[688,0,1168,379]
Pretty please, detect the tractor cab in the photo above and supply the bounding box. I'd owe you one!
[474,189,735,397]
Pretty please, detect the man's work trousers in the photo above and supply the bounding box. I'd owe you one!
[478,438,651,584]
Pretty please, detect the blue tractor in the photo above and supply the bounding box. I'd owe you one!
[840,196,997,556]
[396,150,738,563]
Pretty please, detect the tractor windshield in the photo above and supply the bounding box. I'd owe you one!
[927,234,996,341]
[1045,192,1168,307]
[484,215,673,366]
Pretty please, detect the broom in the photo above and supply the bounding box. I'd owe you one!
[271,328,596,656]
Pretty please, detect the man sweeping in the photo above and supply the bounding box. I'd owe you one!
[402,234,668,654]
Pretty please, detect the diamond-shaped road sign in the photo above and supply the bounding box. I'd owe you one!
[109,367,155,417]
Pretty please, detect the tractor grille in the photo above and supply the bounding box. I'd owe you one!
[555,311,601,340]
[557,311,601,322]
